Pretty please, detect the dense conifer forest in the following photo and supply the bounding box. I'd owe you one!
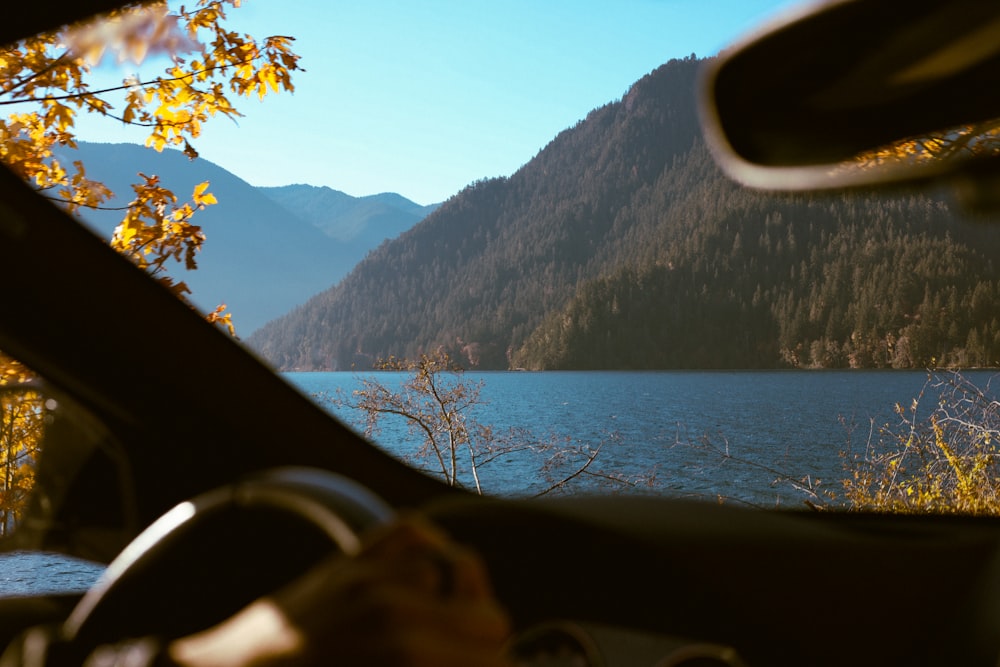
[248,56,1000,370]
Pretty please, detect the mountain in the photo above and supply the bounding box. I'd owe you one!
[247,55,1000,371]
[62,142,429,334]
[257,184,438,252]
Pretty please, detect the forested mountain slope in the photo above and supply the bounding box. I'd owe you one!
[248,56,1000,370]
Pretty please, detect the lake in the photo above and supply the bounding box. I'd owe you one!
[2,369,995,598]
[0,551,106,598]
[285,369,1000,508]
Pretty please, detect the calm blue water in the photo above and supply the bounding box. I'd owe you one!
[0,551,104,597]
[286,370,1000,507]
[2,370,996,598]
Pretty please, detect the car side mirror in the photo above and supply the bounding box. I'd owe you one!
[699,0,1000,209]
[0,378,134,563]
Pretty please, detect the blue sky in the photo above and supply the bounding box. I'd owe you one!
[76,0,801,204]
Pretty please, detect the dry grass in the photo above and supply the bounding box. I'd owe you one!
[842,371,1000,515]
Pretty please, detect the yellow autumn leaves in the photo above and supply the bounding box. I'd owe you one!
[842,372,1000,515]
[110,173,219,304]
[0,0,301,327]
[848,121,1000,173]
[0,355,43,537]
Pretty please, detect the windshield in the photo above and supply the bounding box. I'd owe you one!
[2,0,1000,521]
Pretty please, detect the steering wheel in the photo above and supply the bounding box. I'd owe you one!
[60,467,394,648]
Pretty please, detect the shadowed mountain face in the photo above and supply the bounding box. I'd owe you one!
[246,55,1000,371]
[63,142,432,335]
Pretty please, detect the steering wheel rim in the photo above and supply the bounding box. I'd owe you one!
[61,467,394,646]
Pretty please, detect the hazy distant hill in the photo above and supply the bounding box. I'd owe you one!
[258,185,438,245]
[63,142,430,334]
[247,55,1000,371]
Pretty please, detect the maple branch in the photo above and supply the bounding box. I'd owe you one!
[38,193,130,211]
[0,50,74,97]
[96,109,191,128]
[0,56,257,106]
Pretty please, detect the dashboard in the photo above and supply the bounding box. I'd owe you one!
[509,620,746,666]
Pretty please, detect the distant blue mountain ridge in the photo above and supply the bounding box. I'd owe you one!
[257,184,438,245]
[58,142,437,335]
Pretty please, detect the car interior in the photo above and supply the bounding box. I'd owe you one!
[2,1,1000,666]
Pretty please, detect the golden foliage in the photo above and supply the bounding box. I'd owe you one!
[0,354,33,387]
[0,0,301,323]
[0,354,44,535]
[842,371,1000,515]
[847,121,1000,174]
